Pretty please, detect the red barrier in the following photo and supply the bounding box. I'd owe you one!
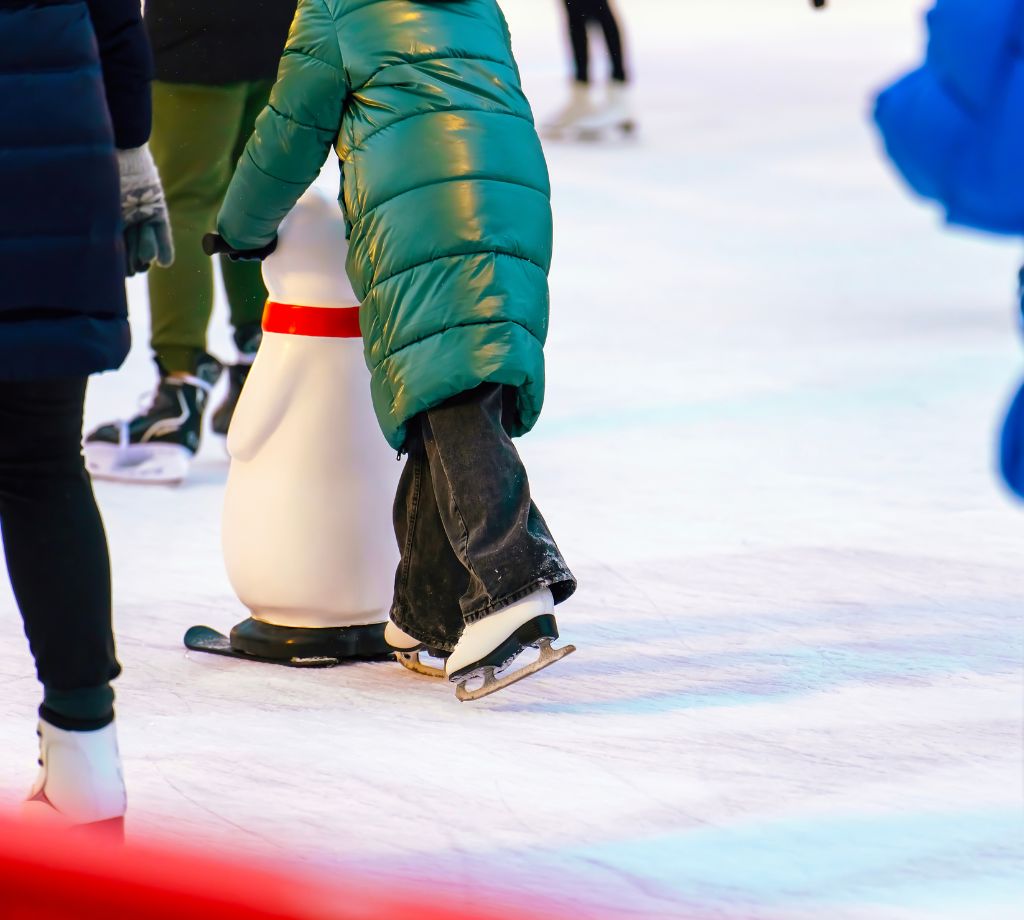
[0,814,551,920]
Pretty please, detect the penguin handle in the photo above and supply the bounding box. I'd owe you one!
[202,233,230,256]
[202,233,278,262]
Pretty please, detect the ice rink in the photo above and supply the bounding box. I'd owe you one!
[1,1,1022,917]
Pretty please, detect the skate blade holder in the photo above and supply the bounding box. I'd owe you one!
[572,119,638,144]
[395,648,447,679]
[85,443,191,485]
[454,638,576,702]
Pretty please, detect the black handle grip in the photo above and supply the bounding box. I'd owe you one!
[202,232,278,261]
[202,232,230,256]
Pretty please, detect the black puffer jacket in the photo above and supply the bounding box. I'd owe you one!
[0,0,152,381]
[144,0,297,84]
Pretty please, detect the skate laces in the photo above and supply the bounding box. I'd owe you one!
[103,391,152,452]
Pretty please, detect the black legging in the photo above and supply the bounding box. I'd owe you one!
[563,0,628,84]
[0,377,119,728]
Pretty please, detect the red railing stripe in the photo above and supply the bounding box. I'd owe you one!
[0,813,563,920]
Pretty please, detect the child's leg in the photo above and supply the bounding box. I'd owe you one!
[418,384,576,627]
[390,419,469,652]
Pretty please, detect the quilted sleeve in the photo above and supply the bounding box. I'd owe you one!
[218,0,347,249]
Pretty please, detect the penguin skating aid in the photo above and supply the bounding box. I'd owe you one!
[183,189,400,665]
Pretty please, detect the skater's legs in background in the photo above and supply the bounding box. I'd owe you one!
[98,79,268,464]
[391,384,575,651]
[209,79,276,435]
[591,0,628,83]
[563,0,629,84]
[148,81,251,374]
[218,79,275,358]
[563,0,591,83]
[565,0,635,137]
[547,1,631,135]
[0,379,120,728]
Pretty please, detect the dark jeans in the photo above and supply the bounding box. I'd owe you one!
[0,378,119,727]
[390,385,576,652]
[563,0,628,83]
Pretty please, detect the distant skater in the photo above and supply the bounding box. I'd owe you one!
[544,0,635,139]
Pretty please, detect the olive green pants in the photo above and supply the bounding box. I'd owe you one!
[148,80,274,373]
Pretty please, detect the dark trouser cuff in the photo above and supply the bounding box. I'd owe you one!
[41,684,115,731]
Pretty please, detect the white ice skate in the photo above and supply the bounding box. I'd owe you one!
[444,588,575,702]
[385,621,447,678]
[23,720,126,839]
[541,82,596,138]
[569,83,636,140]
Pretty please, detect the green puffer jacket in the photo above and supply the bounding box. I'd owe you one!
[217,0,552,450]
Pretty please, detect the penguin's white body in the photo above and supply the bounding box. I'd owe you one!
[221,188,400,629]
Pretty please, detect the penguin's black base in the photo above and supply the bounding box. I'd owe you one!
[184,618,393,668]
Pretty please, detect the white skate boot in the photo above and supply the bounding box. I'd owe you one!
[23,720,126,838]
[444,588,575,702]
[541,82,596,138]
[570,82,636,140]
[385,621,446,678]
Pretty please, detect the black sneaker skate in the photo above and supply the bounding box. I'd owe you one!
[84,353,223,484]
[212,324,261,437]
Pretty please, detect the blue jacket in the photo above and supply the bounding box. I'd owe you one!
[0,0,152,381]
[874,0,1024,235]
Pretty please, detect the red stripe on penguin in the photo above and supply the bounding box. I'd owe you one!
[262,301,362,338]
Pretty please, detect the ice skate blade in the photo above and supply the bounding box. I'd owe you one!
[455,639,576,702]
[394,649,447,679]
[85,443,191,485]
[570,121,638,143]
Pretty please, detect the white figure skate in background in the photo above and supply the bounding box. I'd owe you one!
[184,187,400,665]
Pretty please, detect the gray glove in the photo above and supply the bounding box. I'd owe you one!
[116,144,173,276]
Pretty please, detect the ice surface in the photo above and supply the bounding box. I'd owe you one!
[1,2,1022,918]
